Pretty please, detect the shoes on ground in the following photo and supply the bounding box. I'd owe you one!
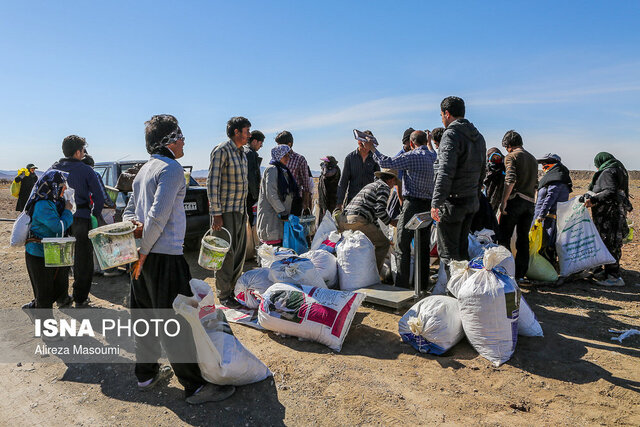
[75,298,92,308]
[219,298,242,310]
[186,383,235,405]
[57,295,73,308]
[137,366,174,391]
[596,275,625,287]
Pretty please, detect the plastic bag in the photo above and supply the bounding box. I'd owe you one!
[336,230,379,291]
[518,296,543,337]
[398,296,465,355]
[268,256,326,288]
[283,215,308,254]
[457,247,521,367]
[467,229,496,260]
[526,222,558,282]
[556,197,615,277]
[234,268,273,309]
[256,244,296,268]
[10,181,20,198]
[258,282,365,352]
[300,249,338,288]
[311,212,338,250]
[63,187,76,214]
[10,211,31,246]
[172,279,272,385]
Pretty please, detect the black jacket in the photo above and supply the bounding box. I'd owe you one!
[591,166,629,205]
[245,147,263,201]
[15,172,38,212]
[432,119,486,209]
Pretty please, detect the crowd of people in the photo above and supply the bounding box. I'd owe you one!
[13,95,633,404]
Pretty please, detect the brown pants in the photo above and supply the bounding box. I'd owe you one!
[337,214,390,273]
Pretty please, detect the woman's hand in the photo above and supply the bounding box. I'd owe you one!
[65,200,73,211]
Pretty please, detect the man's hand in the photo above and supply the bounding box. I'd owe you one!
[431,207,440,222]
[131,220,144,239]
[335,204,343,212]
[426,131,434,151]
[65,200,74,212]
[363,138,376,152]
[212,215,224,231]
[390,219,398,227]
[132,252,147,280]
[584,198,594,208]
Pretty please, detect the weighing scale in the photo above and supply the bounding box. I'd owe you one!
[356,212,433,311]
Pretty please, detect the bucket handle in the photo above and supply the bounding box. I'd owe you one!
[204,227,232,247]
[101,221,137,236]
[58,220,64,238]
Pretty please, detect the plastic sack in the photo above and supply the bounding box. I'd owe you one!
[256,244,296,268]
[300,249,338,288]
[10,211,31,246]
[311,212,338,250]
[446,260,479,298]
[172,279,272,385]
[457,247,521,367]
[467,229,497,260]
[268,256,327,288]
[63,187,76,214]
[467,245,516,279]
[556,197,615,277]
[283,215,308,254]
[526,222,558,282]
[431,260,449,295]
[234,268,273,309]
[258,282,365,352]
[518,296,543,337]
[10,180,20,198]
[336,230,380,291]
[398,296,465,355]
[318,231,341,254]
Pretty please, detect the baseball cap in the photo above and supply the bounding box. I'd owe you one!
[536,153,561,164]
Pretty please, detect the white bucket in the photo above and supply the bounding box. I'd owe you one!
[88,221,139,270]
[198,228,232,271]
[42,237,76,267]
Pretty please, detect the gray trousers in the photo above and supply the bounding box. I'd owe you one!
[214,212,247,300]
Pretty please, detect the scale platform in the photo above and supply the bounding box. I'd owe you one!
[355,283,417,310]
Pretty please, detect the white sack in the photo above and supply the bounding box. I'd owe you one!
[336,230,380,291]
[10,211,31,246]
[398,296,464,355]
[556,197,615,277]
[518,296,543,337]
[257,244,296,268]
[172,279,272,385]
[457,247,521,367]
[311,212,338,250]
[234,268,273,309]
[268,256,327,288]
[446,260,479,298]
[258,282,365,352]
[318,230,341,254]
[300,249,338,288]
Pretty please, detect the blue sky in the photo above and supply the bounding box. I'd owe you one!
[1,1,639,171]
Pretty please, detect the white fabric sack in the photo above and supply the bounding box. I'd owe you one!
[258,282,365,352]
[10,211,31,246]
[457,247,521,367]
[311,212,338,250]
[172,279,272,385]
[469,245,516,278]
[556,197,615,277]
[268,256,327,288]
[518,296,543,337]
[398,296,464,355]
[446,260,479,298]
[257,244,296,268]
[234,268,273,309]
[300,249,338,288]
[336,230,380,291]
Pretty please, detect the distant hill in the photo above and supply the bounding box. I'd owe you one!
[0,170,44,181]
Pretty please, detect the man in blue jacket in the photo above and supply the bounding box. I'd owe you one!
[50,135,105,307]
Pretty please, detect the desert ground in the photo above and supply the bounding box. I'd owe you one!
[0,178,638,426]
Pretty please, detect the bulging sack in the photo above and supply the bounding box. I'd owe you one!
[234,268,273,309]
[268,256,327,288]
[457,247,521,367]
[10,211,31,246]
[398,296,464,355]
[257,244,296,268]
[336,230,379,291]
[447,260,479,298]
[173,279,272,385]
[518,296,543,337]
[300,249,338,288]
[556,197,615,277]
[318,230,341,254]
[258,283,365,352]
[311,212,338,250]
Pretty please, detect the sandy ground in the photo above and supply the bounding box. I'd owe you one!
[0,180,638,426]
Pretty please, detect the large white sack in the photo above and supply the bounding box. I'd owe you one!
[234,268,273,309]
[172,279,272,385]
[257,244,296,268]
[398,296,465,355]
[457,247,521,367]
[336,230,380,291]
[258,282,365,352]
[518,296,543,337]
[446,260,479,298]
[556,197,615,277]
[10,211,31,246]
[300,249,338,288]
[469,245,516,278]
[311,212,338,250]
[268,256,327,288]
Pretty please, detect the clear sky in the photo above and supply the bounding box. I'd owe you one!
[1,1,639,171]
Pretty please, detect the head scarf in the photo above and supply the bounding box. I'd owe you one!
[269,145,299,201]
[146,124,183,159]
[487,147,504,164]
[271,145,290,163]
[589,152,627,191]
[24,170,69,217]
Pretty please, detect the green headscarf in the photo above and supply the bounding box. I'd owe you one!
[588,152,626,191]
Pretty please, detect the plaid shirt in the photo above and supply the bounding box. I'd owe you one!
[207,140,248,215]
[344,179,392,226]
[286,150,310,197]
[373,145,437,199]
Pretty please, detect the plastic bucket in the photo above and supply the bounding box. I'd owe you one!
[42,237,76,267]
[198,227,232,271]
[88,221,139,270]
[105,185,119,204]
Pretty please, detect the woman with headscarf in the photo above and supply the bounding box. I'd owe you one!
[534,153,572,264]
[22,170,74,328]
[256,145,300,245]
[484,147,506,214]
[584,152,632,287]
[317,155,341,226]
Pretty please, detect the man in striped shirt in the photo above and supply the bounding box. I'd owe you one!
[275,131,310,216]
[337,169,398,273]
[206,116,250,309]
